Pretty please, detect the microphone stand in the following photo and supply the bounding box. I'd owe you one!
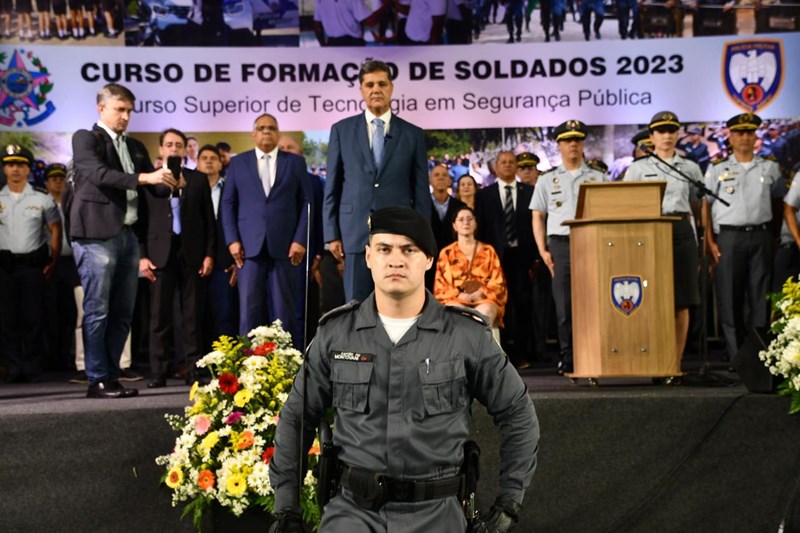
[638,145,737,387]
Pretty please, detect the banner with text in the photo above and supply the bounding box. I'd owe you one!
[2,33,797,132]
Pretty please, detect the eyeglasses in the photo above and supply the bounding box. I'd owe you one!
[455,216,475,223]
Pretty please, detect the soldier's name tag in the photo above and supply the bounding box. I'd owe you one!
[551,189,561,195]
[331,351,374,363]
[645,174,658,178]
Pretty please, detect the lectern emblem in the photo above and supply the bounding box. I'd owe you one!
[611,276,643,316]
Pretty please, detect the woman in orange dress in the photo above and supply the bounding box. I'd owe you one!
[434,206,507,327]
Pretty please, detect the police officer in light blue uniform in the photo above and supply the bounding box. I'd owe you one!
[530,120,604,374]
[624,111,703,371]
[774,170,800,291]
[702,113,784,361]
[0,145,62,382]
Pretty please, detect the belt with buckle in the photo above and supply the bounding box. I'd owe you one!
[719,223,769,232]
[340,464,462,510]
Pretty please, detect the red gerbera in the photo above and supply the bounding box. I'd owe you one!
[218,373,239,395]
[262,446,275,464]
[252,341,276,356]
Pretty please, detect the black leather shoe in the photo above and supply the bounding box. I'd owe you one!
[148,375,168,389]
[87,381,140,398]
[557,360,573,375]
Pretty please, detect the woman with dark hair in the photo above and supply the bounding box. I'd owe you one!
[455,174,478,209]
[434,206,507,327]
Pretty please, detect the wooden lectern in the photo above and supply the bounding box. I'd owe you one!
[564,182,680,380]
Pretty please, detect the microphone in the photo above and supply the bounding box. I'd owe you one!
[167,155,182,198]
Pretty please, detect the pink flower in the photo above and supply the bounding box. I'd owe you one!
[195,415,211,435]
[224,411,243,425]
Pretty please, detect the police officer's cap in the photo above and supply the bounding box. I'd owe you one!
[727,113,762,131]
[648,111,681,131]
[2,144,34,167]
[516,152,539,168]
[45,163,68,179]
[554,120,588,142]
[368,206,437,258]
[631,129,652,147]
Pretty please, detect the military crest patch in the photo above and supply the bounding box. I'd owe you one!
[611,276,643,317]
[722,39,784,113]
[0,49,56,128]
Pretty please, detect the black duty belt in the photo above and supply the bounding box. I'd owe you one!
[664,212,690,220]
[549,235,570,242]
[719,223,769,232]
[340,464,462,511]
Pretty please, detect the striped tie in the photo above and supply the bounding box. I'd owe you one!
[504,184,517,245]
[372,118,385,167]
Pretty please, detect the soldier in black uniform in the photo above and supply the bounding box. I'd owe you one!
[269,206,539,533]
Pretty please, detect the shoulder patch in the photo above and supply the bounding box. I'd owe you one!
[712,156,729,165]
[319,299,360,325]
[445,305,489,326]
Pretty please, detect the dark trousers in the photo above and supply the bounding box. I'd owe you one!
[343,251,373,303]
[0,260,46,377]
[549,238,572,363]
[715,229,772,360]
[772,242,799,293]
[207,266,239,344]
[149,237,207,377]
[500,247,533,363]
[531,258,554,358]
[320,250,346,314]
[44,255,80,370]
[238,249,299,348]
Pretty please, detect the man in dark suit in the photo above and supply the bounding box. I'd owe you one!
[426,163,465,290]
[323,59,430,302]
[69,83,176,399]
[138,129,216,388]
[221,114,311,348]
[197,144,239,348]
[474,151,535,368]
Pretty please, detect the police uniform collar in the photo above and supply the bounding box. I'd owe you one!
[355,292,444,332]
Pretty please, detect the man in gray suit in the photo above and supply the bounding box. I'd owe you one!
[323,60,430,302]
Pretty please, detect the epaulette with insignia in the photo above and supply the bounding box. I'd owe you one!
[445,305,489,326]
[763,154,778,163]
[712,156,729,165]
[319,299,360,325]
[33,185,49,194]
[586,159,608,173]
[631,154,649,162]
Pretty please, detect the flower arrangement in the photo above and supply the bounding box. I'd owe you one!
[759,278,800,415]
[156,321,321,529]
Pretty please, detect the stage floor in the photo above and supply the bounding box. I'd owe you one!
[2,361,798,533]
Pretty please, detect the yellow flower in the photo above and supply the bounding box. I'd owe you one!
[189,381,199,401]
[226,473,247,497]
[233,388,253,408]
[166,467,184,489]
[201,431,219,451]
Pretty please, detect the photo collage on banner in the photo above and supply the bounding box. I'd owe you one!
[0,0,798,177]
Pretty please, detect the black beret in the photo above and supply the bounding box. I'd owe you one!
[368,206,437,258]
[2,144,34,166]
[45,163,68,179]
[554,120,588,142]
[516,152,540,167]
[631,129,651,146]
[648,111,681,130]
[727,113,762,131]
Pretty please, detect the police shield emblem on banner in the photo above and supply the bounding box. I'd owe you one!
[722,39,784,113]
[611,276,643,317]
